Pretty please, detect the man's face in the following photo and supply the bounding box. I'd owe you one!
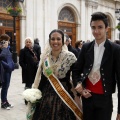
[91,20,108,42]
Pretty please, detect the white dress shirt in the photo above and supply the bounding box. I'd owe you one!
[88,40,105,85]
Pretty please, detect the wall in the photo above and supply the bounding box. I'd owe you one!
[19,0,119,51]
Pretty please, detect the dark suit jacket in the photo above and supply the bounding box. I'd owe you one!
[75,48,81,58]
[72,39,120,113]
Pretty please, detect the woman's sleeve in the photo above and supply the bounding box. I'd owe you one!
[19,49,26,69]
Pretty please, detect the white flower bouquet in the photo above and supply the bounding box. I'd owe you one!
[23,89,42,120]
[23,88,42,103]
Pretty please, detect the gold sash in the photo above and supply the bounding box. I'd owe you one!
[44,57,83,120]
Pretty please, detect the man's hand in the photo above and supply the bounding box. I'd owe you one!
[81,89,92,98]
[116,114,120,120]
[75,83,92,98]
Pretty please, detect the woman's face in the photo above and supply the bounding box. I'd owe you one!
[25,39,32,48]
[50,32,63,52]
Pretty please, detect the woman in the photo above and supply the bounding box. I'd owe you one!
[0,34,15,110]
[19,37,40,104]
[31,29,82,120]
[75,40,82,53]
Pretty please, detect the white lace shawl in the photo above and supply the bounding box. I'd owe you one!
[32,46,77,88]
[42,50,77,79]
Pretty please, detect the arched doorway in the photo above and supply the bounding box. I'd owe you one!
[58,7,76,47]
[0,0,20,54]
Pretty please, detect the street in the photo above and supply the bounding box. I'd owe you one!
[0,67,118,120]
[0,67,26,120]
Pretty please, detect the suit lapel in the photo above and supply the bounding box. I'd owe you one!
[86,41,95,63]
[101,40,111,66]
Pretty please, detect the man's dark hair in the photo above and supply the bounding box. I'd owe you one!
[90,12,108,28]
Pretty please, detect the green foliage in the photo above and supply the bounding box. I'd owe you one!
[116,25,120,29]
[6,6,22,16]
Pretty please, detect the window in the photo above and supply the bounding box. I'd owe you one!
[58,7,75,22]
[0,19,13,27]
[0,0,11,8]
[0,0,13,28]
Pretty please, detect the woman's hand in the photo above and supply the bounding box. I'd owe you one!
[75,83,83,93]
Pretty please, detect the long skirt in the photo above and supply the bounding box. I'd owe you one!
[32,82,76,120]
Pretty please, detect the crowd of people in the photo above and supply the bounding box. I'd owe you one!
[0,11,120,120]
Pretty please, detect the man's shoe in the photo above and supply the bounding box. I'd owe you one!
[1,103,10,110]
[6,102,14,108]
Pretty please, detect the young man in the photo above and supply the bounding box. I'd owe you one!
[72,12,120,120]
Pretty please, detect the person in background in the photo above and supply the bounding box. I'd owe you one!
[0,34,15,110]
[34,38,40,46]
[7,41,13,53]
[82,41,85,44]
[19,37,40,104]
[75,40,82,54]
[65,34,78,58]
[114,40,120,45]
[31,29,82,120]
[34,38,41,60]
[73,12,120,120]
[86,40,91,43]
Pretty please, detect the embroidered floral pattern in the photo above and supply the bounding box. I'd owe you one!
[88,70,101,85]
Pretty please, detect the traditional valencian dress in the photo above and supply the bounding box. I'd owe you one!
[32,49,80,120]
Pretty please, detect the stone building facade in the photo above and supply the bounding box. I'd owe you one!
[0,0,120,52]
